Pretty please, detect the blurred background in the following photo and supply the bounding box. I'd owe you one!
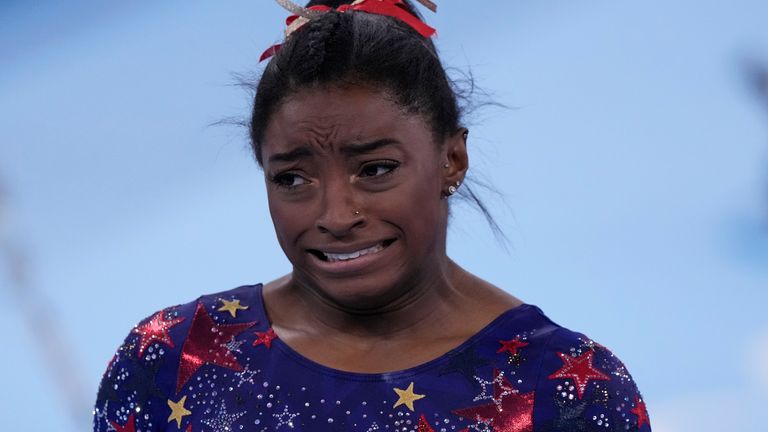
[1,0,767,430]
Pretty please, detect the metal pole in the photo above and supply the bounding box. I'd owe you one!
[0,175,90,431]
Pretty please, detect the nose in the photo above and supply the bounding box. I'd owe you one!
[315,180,365,238]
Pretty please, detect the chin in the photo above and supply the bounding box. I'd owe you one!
[322,277,409,312]
[294,264,414,313]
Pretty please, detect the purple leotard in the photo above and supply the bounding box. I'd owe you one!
[94,284,651,431]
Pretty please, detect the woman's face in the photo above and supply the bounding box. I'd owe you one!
[261,86,466,309]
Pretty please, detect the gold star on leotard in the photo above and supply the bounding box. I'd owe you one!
[167,396,192,428]
[218,298,249,318]
[392,382,425,411]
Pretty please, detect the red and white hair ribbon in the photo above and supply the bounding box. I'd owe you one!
[260,0,437,62]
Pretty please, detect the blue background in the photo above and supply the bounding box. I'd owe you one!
[1,1,767,430]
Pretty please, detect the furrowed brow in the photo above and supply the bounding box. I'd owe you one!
[268,146,313,164]
[340,139,402,157]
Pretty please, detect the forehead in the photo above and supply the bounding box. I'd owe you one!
[262,86,433,157]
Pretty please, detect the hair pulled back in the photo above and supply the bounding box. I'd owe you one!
[249,0,506,240]
[249,0,460,164]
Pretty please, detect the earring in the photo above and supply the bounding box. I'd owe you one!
[447,180,462,196]
[443,163,450,168]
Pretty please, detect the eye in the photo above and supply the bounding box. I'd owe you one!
[359,161,399,178]
[271,172,309,189]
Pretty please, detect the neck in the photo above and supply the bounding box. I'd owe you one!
[285,258,470,340]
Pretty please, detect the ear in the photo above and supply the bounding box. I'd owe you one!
[441,127,469,188]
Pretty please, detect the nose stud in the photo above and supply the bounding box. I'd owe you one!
[353,210,360,216]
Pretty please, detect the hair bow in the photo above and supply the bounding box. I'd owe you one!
[260,0,437,62]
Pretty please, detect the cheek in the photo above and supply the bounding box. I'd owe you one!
[413,187,446,234]
[267,193,305,256]
[414,166,448,229]
[375,166,446,240]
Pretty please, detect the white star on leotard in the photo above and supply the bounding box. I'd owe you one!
[273,405,300,429]
[201,400,245,432]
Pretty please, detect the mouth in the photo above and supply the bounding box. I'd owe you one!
[308,239,396,263]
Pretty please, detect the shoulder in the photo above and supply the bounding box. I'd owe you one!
[93,284,264,431]
[168,283,265,322]
[524,311,652,432]
[442,304,650,431]
[104,282,265,370]
[116,283,265,368]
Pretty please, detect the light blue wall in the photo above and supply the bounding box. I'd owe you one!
[1,1,767,431]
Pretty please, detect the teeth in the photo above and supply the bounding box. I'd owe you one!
[323,243,385,262]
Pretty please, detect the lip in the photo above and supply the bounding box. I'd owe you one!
[306,239,397,275]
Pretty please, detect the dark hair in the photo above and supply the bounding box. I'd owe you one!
[250,0,458,161]
[249,0,506,240]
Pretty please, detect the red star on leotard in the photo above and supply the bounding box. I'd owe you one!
[132,309,185,358]
[547,350,610,399]
[417,414,435,432]
[253,328,277,348]
[630,395,650,428]
[497,336,529,355]
[453,370,535,432]
[110,413,136,432]
[175,303,256,393]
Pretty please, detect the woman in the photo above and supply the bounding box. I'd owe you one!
[94,1,651,431]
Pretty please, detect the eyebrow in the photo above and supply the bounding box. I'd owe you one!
[268,138,401,164]
[340,138,401,157]
[268,147,313,164]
